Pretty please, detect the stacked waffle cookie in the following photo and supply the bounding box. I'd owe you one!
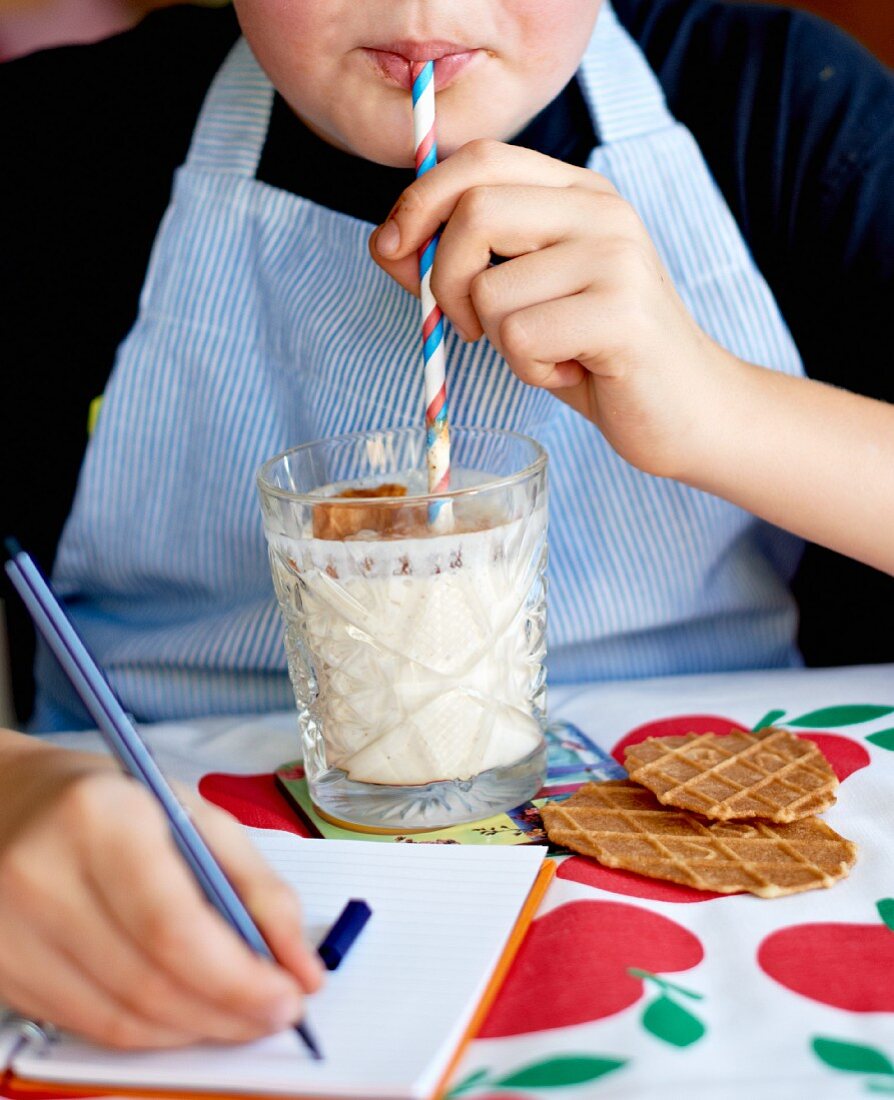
[539,727,857,898]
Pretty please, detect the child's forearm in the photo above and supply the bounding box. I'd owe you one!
[682,353,894,575]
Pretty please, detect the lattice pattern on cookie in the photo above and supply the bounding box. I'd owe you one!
[539,781,856,898]
[623,727,838,823]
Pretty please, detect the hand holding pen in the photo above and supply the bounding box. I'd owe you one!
[0,543,325,1052]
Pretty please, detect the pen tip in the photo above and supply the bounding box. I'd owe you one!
[296,1021,323,1061]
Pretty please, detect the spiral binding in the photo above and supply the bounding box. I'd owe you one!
[1,1011,58,1064]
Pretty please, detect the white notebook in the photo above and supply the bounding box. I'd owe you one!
[4,832,552,1100]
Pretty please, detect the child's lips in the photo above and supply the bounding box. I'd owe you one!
[362,46,482,91]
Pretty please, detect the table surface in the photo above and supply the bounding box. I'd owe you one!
[33,662,894,1100]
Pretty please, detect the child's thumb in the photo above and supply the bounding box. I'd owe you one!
[368,225,421,297]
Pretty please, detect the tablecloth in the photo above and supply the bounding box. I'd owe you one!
[25,662,894,1100]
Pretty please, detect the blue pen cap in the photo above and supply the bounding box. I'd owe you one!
[318,899,372,971]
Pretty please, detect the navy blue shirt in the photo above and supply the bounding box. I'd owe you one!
[3,0,893,719]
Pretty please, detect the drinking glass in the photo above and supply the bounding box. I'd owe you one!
[257,425,548,831]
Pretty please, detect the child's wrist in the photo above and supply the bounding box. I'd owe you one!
[669,344,760,491]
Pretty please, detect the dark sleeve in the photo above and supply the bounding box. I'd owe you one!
[615,0,894,396]
[734,8,894,402]
[759,13,894,667]
[0,5,238,722]
[614,0,894,667]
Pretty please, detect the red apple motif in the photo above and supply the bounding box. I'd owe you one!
[198,771,311,836]
[758,899,894,1012]
[478,899,703,1037]
[794,733,870,782]
[558,857,727,903]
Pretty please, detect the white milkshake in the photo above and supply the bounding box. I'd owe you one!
[268,505,547,787]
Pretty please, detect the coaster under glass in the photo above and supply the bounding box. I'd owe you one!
[310,740,548,833]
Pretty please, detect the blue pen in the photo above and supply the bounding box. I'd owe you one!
[3,540,322,1061]
[317,900,372,971]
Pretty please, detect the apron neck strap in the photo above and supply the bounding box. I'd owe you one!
[578,1,672,144]
[186,37,274,177]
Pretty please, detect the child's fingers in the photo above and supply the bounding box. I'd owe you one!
[83,797,309,1031]
[0,766,316,1047]
[373,139,613,263]
[367,232,421,297]
[43,880,285,1043]
[497,292,604,389]
[0,932,198,1050]
[437,228,594,342]
[370,183,614,316]
[187,796,325,993]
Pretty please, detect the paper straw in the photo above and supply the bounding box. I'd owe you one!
[411,60,452,527]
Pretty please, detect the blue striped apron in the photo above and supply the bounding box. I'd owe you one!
[34,2,806,730]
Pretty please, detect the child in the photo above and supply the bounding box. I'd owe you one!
[1,0,892,1047]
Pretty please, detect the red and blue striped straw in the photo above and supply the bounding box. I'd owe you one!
[411,60,452,527]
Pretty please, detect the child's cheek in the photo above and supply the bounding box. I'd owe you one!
[232,0,341,74]
[510,0,602,75]
[232,0,346,114]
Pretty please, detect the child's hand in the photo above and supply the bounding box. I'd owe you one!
[0,734,324,1049]
[370,140,738,482]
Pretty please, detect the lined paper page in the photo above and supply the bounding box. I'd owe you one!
[15,834,546,1100]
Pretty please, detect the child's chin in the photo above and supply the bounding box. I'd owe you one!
[321,103,498,168]
[342,133,419,170]
[347,129,473,168]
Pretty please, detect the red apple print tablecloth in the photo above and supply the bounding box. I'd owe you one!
[25,663,894,1100]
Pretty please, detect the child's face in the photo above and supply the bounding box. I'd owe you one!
[233,0,601,166]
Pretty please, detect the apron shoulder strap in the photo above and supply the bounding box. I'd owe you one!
[577,1,671,144]
[186,37,275,177]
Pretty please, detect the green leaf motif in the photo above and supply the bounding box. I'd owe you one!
[494,1055,627,1089]
[877,899,894,932]
[867,1083,894,1095]
[447,1068,490,1096]
[627,968,704,1001]
[787,705,894,728]
[752,709,786,731]
[642,995,706,1048]
[812,1037,894,1076]
[867,729,894,751]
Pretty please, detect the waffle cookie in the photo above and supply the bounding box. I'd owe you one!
[623,727,838,823]
[313,484,427,540]
[539,780,857,898]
